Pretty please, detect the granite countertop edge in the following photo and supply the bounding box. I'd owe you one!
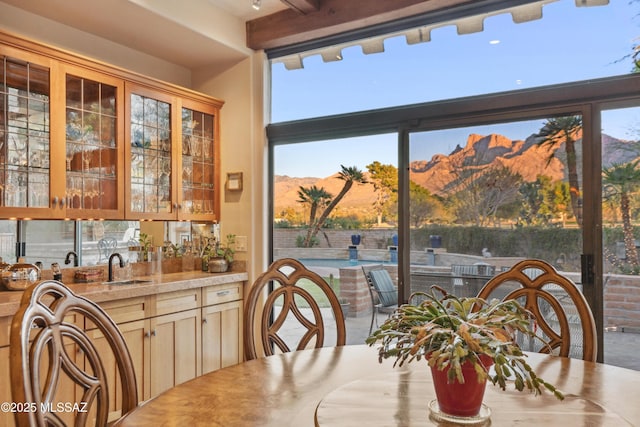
[0,271,249,317]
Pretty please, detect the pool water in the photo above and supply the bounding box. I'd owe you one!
[299,258,394,268]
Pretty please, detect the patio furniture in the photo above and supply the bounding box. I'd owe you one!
[244,258,346,360]
[10,280,138,426]
[476,259,597,361]
[362,265,398,334]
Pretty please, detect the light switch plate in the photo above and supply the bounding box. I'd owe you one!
[235,235,247,252]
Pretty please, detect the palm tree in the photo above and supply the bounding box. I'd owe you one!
[535,116,583,227]
[303,165,368,247]
[603,161,640,268]
[297,185,332,242]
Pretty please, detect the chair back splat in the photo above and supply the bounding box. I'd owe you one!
[10,280,138,427]
[476,259,596,362]
[244,258,346,360]
[361,265,398,335]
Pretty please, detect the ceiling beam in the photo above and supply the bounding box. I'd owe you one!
[247,0,478,50]
[281,0,321,15]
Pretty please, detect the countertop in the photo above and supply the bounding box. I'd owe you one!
[0,270,248,317]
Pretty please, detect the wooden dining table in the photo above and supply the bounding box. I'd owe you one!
[115,345,639,426]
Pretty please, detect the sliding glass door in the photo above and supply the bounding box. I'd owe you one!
[600,104,640,370]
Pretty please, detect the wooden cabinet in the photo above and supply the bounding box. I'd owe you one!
[150,308,201,396]
[0,31,222,221]
[0,278,243,425]
[124,83,221,221]
[201,282,243,374]
[202,300,242,374]
[62,64,125,219]
[0,46,58,219]
[93,283,237,403]
[179,99,220,221]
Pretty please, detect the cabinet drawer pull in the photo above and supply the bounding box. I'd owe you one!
[216,290,231,297]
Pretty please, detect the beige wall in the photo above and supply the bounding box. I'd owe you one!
[0,2,191,86]
[193,53,268,282]
[0,2,267,282]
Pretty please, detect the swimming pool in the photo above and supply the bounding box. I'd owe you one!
[299,258,395,268]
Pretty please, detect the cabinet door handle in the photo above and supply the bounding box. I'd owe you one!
[52,196,58,207]
[202,318,208,324]
[59,197,65,207]
[151,329,157,337]
[145,331,150,338]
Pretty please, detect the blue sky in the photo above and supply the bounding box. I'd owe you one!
[272,0,639,178]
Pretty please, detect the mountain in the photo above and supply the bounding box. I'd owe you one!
[274,132,637,212]
[274,173,376,216]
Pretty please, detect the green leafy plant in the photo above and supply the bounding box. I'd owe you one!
[212,234,235,263]
[366,286,564,400]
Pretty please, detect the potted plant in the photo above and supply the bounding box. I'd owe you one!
[138,233,153,262]
[366,286,563,420]
[207,234,235,273]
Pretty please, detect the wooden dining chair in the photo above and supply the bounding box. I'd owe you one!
[10,280,138,427]
[476,259,597,362]
[244,258,346,360]
[361,265,398,335]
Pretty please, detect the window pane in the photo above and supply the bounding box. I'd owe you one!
[81,220,139,265]
[601,104,640,370]
[408,116,589,358]
[272,134,397,344]
[23,220,74,266]
[0,220,17,263]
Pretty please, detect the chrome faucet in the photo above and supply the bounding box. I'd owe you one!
[108,253,125,282]
[64,251,78,267]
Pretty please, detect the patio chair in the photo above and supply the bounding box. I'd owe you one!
[476,259,597,362]
[362,265,398,335]
[10,280,138,426]
[244,258,346,360]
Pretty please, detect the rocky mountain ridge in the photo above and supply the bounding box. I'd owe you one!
[275,132,635,212]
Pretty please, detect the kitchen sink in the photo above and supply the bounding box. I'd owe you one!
[104,279,152,285]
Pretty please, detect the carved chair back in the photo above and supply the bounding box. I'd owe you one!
[477,259,597,362]
[10,280,138,426]
[244,258,346,360]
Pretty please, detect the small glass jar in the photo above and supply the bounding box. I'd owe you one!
[51,262,62,281]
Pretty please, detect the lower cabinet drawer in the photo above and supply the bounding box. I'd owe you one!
[202,282,243,306]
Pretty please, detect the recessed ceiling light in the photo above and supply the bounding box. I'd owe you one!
[489,40,500,45]
[252,0,261,10]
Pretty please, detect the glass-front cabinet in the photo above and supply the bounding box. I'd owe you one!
[126,84,174,220]
[0,32,222,222]
[0,52,55,218]
[64,66,124,219]
[125,83,221,221]
[180,99,219,220]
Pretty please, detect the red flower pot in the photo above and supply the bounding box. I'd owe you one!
[430,355,493,417]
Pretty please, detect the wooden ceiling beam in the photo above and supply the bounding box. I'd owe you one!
[281,0,321,15]
[247,0,477,51]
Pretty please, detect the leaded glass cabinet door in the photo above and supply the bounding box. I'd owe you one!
[125,84,175,220]
[0,54,53,217]
[64,67,124,219]
[179,99,219,221]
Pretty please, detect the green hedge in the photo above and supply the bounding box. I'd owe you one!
[412,225,638,272]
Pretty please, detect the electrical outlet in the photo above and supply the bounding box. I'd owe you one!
[235,235,247,252]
